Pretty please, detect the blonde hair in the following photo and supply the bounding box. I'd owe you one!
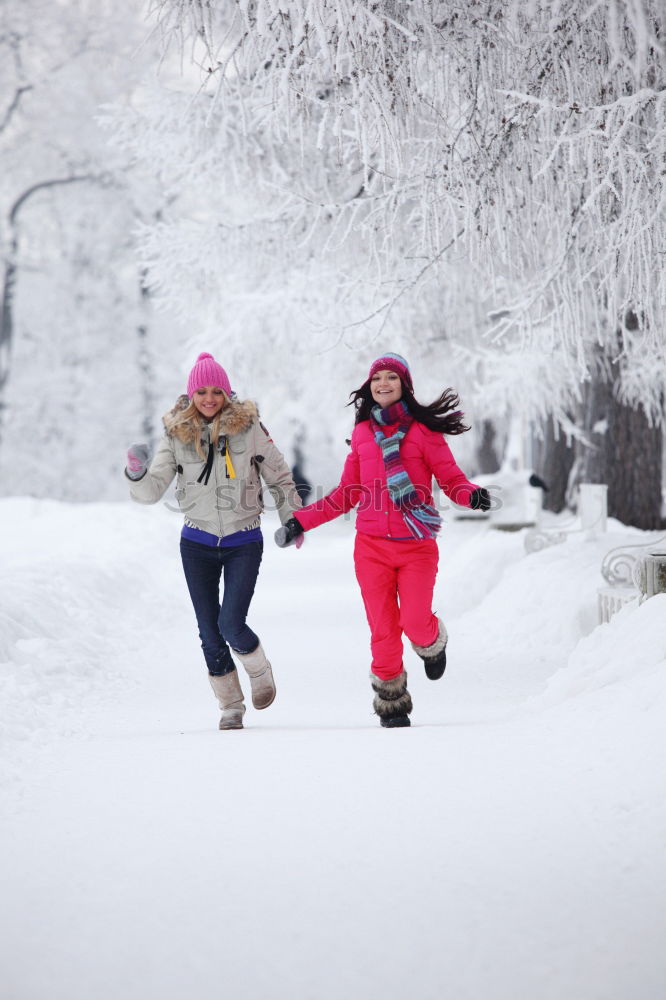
[163,395,229,459]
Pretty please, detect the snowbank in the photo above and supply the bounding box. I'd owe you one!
[542,593,666,705]
[1,499,665,1000]
[0,498,183,763]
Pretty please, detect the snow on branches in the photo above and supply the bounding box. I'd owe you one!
[133,0,665,421]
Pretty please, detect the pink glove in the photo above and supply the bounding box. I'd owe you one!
[126,442,150,480]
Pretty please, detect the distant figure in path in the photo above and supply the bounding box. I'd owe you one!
[275,353,490,728]
[291,443,313,504]
[125,352,301,730]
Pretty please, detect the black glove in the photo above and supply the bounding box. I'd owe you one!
[469,487,491,512]
[274,516,304,548]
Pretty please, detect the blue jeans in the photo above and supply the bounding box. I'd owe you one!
[180,538,263,675]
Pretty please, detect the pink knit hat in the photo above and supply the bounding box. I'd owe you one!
[186,353,233,398]
[366,352,413,391]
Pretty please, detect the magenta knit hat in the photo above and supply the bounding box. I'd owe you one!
[186,352,233,398]
[366,352,413,391]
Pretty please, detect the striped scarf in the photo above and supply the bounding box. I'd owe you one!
[370,400,442,539]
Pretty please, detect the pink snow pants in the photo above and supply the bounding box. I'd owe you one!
[353,532,440,681]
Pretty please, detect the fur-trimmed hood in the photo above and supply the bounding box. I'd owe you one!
[163,394,258,445]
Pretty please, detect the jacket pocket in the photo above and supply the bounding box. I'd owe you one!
[179,459,208,485]
[232,479,263,515]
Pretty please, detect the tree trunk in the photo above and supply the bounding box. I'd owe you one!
[136,272,155,444]
[0,219,19,438]
[533,416,575,514]
[0,254,17,397]
[475,419,501,474]
[573,351,663,529]
[0,177,92,442]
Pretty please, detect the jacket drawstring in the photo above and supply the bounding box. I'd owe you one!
[197,443,215,485]
[197,436,236,485]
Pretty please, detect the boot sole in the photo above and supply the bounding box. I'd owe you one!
[253,690,276,710]
[219,711,245,730]
[380,715,411,728]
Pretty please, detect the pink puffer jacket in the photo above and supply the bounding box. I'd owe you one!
[295,419,478,540]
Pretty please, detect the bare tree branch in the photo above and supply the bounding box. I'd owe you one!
[0,85,33,135]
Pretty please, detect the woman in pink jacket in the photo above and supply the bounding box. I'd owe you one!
[275,353,490,728]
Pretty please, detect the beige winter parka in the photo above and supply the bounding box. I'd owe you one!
[129,396,301,538]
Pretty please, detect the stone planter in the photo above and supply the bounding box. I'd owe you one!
[637,553,666,599]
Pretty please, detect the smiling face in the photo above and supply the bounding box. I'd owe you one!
[192,386,228,419]
[370,369,403,407]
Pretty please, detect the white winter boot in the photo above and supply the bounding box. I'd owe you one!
[209,670,246,730]
[233,642,276,710]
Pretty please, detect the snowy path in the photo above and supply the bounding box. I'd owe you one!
[1,500,664,999]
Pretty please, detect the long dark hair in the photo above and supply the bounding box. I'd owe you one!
[349,379,470,435]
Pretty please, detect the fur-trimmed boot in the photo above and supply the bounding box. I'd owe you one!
[209,670,246,730]
[233,642,276,710]
[411,619,448,680]
[371,670,413,728]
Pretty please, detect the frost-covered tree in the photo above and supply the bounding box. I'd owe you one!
[115,0,665,521]
[0,0,180,500]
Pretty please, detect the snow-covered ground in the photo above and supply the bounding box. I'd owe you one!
[1,497,665,1000]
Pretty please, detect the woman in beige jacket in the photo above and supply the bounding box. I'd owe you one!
[126,352,301,730]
